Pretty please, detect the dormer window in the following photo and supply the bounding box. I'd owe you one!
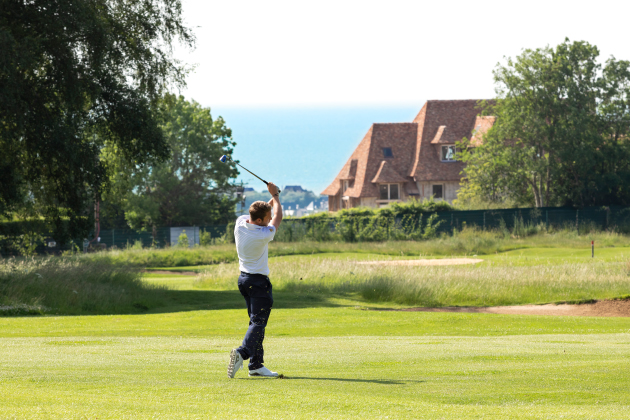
[342,179,354,193]
[382,148,393,158]
[379,184,399,200]
[441,145,457,162]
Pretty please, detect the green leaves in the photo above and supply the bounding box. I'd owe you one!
[104,95,239,230]
[0,0,193,241]
[460,39,630,208]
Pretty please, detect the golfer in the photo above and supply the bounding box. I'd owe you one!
[227,182,282,378]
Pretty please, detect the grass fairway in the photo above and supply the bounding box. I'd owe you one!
[1,334,630,419]
[3,244,630,418]
[481,246,630,265]
[2,304,630,419]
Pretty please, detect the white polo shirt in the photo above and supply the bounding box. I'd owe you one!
[234,215,276,276]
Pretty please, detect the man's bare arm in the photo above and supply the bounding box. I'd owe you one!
[267,182,282,230]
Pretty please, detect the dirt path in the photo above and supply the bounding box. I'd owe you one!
[389,299,630,317]
[358,258,483,266]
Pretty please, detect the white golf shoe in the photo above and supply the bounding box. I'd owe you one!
[248,366,279,377]
[227,349,243,379]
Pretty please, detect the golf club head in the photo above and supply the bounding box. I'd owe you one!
[219,155,228,163]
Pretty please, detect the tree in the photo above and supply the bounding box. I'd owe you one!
[103,95,239,230]
[0,0,193,242]
[458,39,630,208]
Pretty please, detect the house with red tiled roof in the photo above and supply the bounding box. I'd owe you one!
[321,100,495,211]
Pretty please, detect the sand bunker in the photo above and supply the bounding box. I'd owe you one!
[358,258,484,266]
[391,299,630,317]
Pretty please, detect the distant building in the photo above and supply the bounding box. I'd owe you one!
[321,100,495,210]
[282,201,327,218]
[283,185,306,192]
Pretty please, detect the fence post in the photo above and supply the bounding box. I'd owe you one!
[576,210,579,233]
[483,212,486,230]
[112,229,115,248]
[545,210,548,230]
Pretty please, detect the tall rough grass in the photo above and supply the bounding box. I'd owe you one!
[76,245,238,267]
[70,228,630,268]
[193,258,630,307]
[0,258,166,315]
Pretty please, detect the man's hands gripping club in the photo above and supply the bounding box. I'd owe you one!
[266,182,283,231]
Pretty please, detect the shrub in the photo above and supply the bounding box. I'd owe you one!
[224,222,236,244]
[176,231,189,248]
[200,230,212,246]
[13,232,45,256]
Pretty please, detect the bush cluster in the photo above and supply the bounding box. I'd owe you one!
[273,199,454,243]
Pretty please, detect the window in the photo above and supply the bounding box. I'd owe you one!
[343,180,349,193]
[441,145,457,161]
[379,184,388,200]
[432,185,443,199]
[379,184,399,200]
[390,184,399,200]
[382,147,393,158]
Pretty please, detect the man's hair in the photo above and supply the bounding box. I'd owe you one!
[249,201,272,222]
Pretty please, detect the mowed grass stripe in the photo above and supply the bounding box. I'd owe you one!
[481,247,630,265]
[1,335,629,419]
[2,308,630,338]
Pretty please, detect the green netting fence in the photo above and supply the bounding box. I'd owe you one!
[277,206,630,242]
[3,206,630,256]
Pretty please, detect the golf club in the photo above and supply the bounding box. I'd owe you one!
[219,155,281,193]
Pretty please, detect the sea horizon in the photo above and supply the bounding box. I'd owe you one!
[211,105,422,195]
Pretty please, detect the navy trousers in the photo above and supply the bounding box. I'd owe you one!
[236,272,273,370]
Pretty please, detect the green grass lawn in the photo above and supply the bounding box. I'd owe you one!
[481,246,630,265]
[1,306,630,419]
[2,265,630,418]
[75,228,630,269]
[4,240,630,418]
[146,246,630,274]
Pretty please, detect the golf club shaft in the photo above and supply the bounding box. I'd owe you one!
[227,157,281,193]
[235,162,267,184]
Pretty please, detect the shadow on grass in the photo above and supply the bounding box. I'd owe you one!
[141,289,350,315]
[267,376,422,385]
[1,290,354,318]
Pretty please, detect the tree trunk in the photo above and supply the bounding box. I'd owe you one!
[545,165,551,207]
[530,175,542,207]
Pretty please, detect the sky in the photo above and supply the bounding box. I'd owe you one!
[171,0,630,192]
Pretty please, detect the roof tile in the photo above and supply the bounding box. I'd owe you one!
[371,160,408,183]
